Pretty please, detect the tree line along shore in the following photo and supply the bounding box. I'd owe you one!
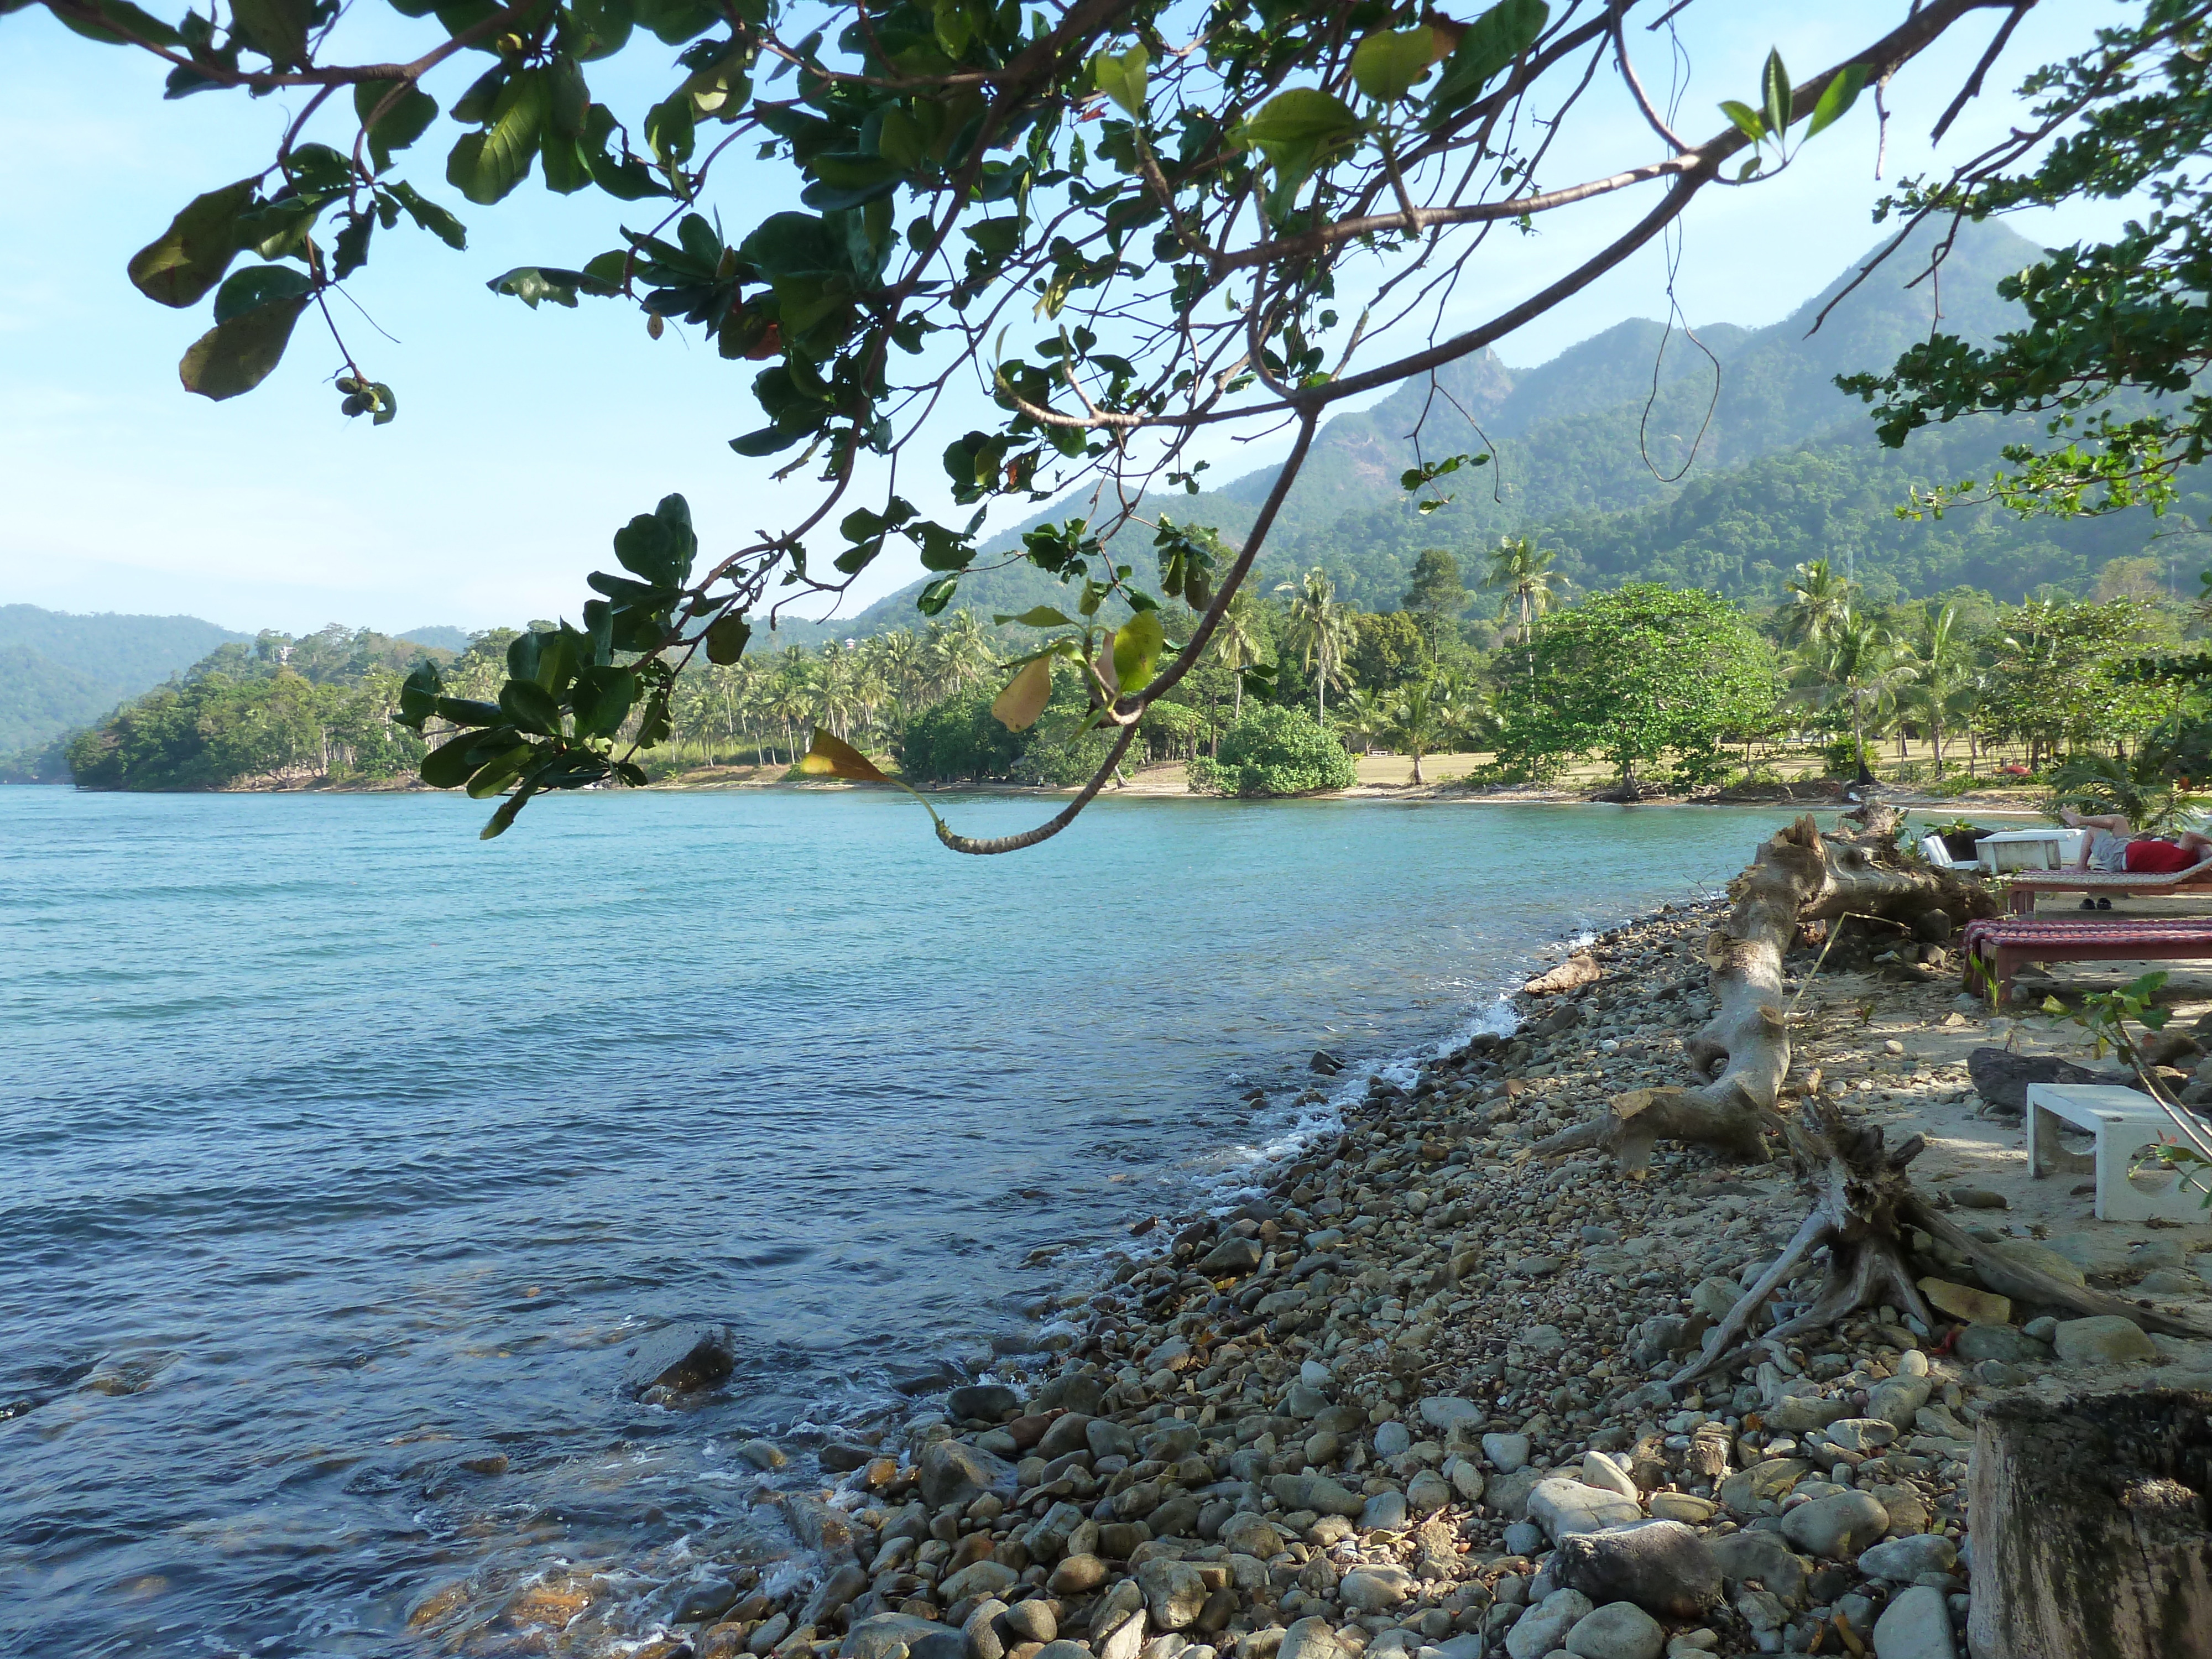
[14,550,2212,827]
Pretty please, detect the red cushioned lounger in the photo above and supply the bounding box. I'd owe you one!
[2004,856,2212,914]
[1963,915,2212,998]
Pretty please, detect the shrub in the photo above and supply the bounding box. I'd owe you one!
[1822,735,1875,779]
[1188,705,1356,796]
[895,685,1022,782]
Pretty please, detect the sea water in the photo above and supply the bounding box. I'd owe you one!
[0,787,1797,1653]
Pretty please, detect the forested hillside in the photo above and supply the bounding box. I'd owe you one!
[834,220,2201,633]
[0,605,248,752]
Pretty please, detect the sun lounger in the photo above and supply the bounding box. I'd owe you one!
[2004,856,2212,912]
[1963,914,2212,998]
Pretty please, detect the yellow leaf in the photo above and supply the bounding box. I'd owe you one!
[992,656,1052,731]
[796,727,893,782]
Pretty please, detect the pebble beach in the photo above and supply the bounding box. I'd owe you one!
[424,875,2212,1659]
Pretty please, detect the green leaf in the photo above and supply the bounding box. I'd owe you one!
[1091,44,1148,118]
[645,92,695,165]
[499,679,564,734]
[479,788,534,838]
[1234,87,1361,211]
[994,606,1076,628]
[447,69,550,205]
[612,493,698,586]
[1719,99,1766,143]
[332,210,373,279]
[1762,49,1792,144]
[917,575,958,615]
[53,0,184,45]
[178,294,309,400]
[549,53,589,136]
[421,728,496,787]
[1113,607,1166,695]
[729,425,805,456]
[128,179,257,308]
[354,83,439,172]
[1803,62,1869,140]
[705,615,751,664]
[1426,0,1546,122]
[466,743,536,797]
[1351,27,1434,103]
[397,661,441,729]
[229,0,311,66]
[212,263,312,324]
[432,696,503,726]
[569,0,633,58]
[487,265,620,307]
[385,180,468,249]
[572,665,637,734]
[1237,87,1362,160]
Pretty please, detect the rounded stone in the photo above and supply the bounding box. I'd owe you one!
[1563,1601,1665,1659]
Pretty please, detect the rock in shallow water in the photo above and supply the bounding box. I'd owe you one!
[948,1384,1020,1421]
[621,1322,735,1397]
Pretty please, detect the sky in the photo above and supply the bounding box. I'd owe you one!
[0,0,2145,637]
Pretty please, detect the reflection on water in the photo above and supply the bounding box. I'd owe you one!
[0,787,1792,1653]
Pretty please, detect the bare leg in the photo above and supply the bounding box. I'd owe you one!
[2059,810,2132,869]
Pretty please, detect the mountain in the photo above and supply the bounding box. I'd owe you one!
[398,625,473,653]
[834,218,2171,629]
[0,605,248,753]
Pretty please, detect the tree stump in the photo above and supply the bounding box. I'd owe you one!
[1968,1390,2212,1659]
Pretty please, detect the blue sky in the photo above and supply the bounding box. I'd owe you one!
[0,1,2142,635]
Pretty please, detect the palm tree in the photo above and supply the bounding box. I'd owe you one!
[1334,685,1391,755]
[1212,589,1268,718]
[1480,536,1560,637]
[1383,679,1454,784]
[1807,611,1917,784]
[1780,559,1855,654]
[1276,568,1355,721]
[1897,603,1975,775]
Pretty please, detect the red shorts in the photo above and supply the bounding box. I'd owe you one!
[2125,838,2197,873]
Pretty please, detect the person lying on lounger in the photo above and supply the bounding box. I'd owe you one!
[2058,809,2212,886]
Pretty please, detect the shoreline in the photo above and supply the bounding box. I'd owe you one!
[451,847,2212,1659]
[584,849,2212,1659]
[24,771,2059,822]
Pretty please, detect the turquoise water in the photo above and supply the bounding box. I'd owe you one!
[0,787,1796,1654]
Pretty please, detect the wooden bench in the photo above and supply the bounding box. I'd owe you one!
[2004,856,2212,913]
[1962,915,2212,999]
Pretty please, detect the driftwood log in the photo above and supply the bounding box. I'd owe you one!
[1533,806,2212,1376]
[1538,807,1994,1168]
[1966,1391,2212,1659]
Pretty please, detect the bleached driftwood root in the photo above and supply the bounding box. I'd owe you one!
[1538,808,1992,1170]
[1635,806,2211,1383]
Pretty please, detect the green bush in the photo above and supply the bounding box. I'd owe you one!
[894,685,1022,782]
[1189,705,1356,796]
[1013,715,1117,787]
[1822,735,1875,779]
